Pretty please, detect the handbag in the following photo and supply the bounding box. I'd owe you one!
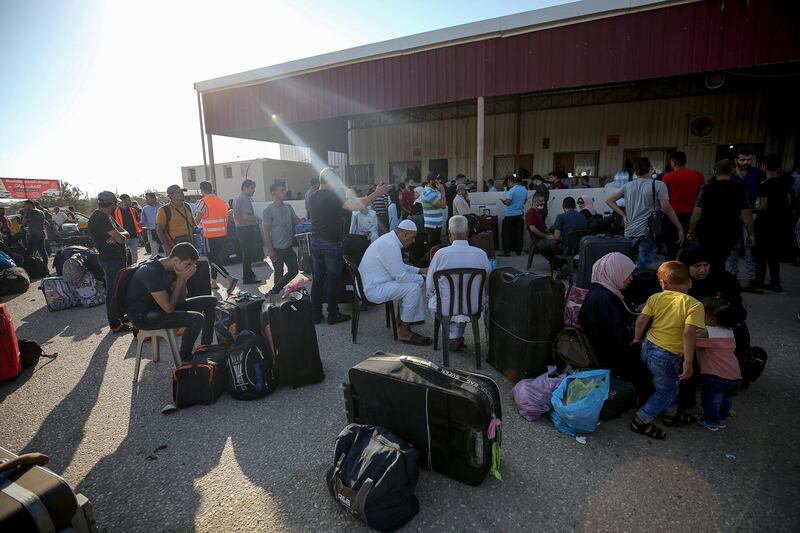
[647,179,671,242]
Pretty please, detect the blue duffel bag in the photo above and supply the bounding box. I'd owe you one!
[549,369,610,436]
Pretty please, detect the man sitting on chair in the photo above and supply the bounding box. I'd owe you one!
[426,215,491,352]
[536,196,588,264]
[358,219,431,346]
[125,243,217,361]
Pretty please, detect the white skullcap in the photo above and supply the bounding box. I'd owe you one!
[398,220,417,232]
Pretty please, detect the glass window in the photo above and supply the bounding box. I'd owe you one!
[389,161,421,185]
[346,164,374,186]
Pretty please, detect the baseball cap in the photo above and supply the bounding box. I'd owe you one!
[167,185,187,195]
[97,191,117,204]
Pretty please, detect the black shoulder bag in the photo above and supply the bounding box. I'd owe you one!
[647,179,671,243]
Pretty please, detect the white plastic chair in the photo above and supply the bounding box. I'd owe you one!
[133,328,181,382]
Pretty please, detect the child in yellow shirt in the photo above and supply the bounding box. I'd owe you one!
[630,261,705,439]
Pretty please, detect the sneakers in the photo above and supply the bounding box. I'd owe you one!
[327,313,351,325]
[698,420,719,432]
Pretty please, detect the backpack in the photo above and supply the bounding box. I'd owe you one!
[553,327,599,371]
[62,254,88,284]
[739,345,768,383]
[0,267,30,296]
[108,262,146,322]
[22,255,49,279]
[224,330,276,400]
[17,339,57,367]
[326,424,419,532]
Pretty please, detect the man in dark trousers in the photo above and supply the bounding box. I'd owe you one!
[729,147,762,288]
[114,194,141,264]
[752,154,794,293]
[499,174,528,256]
[233,179,262,284]
[663,151,705,259]
[88,191,133,333]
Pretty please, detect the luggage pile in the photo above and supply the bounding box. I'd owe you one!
[331,353,502,529]
[41,247,106,311]
[0,244,49,296]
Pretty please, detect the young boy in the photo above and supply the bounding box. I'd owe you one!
[630,261,705,439]
[695,297,742,431]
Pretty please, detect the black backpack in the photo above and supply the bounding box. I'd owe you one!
[224,330,276,400]
[18,339,57,367]
[0,267,30,296]
[22,255,48,279]
[739,345,768,383]
[553,327,599,371]
[326,424,419,532]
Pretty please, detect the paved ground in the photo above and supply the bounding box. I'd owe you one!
[1,251,799,532]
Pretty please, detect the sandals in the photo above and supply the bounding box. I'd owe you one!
[400,333,432,346]
[630,418,666,440]
[662,411,696,427]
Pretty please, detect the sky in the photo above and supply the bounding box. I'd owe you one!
[0,0,571,196]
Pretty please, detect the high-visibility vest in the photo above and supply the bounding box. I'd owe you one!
[198,195,228,238]
[114,206,141,235]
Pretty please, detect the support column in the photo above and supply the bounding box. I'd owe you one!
[476,96,485,191]
[207,133,216,190]
[196,91,209,181]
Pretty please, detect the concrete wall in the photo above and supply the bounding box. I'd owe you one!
[349,90,787,184]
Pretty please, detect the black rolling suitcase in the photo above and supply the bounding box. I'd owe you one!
[344,354,502,486]
[214,295,264,345]
[575,235,633,289]
[265,295,324,387]
[187,259,212,297]
[0,447,96,532]
[488,268,564,382]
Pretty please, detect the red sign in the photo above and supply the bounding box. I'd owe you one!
[0,178,61,199]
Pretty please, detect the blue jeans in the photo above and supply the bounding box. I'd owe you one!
[701,374,740,425]
[632,235,658,269]
[310,237,343,316]
[100,258,127,329]
[635,339,682,424]
[726,225,756,281]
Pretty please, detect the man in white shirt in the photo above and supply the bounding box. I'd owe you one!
[350,206,379,242]
[51,206,68,228]
[358,219,431,345]
[426,215,491,351]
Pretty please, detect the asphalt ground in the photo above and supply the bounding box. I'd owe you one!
[1,250,799,532]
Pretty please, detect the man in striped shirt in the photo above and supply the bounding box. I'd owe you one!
[420,179,446,247]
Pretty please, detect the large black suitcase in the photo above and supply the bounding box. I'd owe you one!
[265,296,324,388]
[575,235,633,289]
[214,295,264,345]
[344,353,502,486]
[488,268,564,381]
[187,258,212,297]
[0,447,96,532]
[53,246,104,281]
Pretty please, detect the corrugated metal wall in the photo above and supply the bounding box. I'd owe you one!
[349,90,781,180]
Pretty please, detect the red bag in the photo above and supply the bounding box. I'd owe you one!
[0,304,21,381]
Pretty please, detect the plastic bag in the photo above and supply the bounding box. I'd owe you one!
[512,365,565,421]
[563,285,588,328]
[549,369,610,436]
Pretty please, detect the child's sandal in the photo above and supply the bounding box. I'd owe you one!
[630,419,666,440]
[662,412,696,427]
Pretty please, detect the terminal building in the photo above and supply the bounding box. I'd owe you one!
[191,0,799,192]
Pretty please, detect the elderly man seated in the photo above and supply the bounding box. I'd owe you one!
[358,219,431,345]
[426,215,491,351]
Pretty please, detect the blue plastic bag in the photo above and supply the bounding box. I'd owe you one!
[549,369,610,436]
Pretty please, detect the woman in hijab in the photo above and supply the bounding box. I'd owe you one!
[579,253,650,390]
[577,195,597,218]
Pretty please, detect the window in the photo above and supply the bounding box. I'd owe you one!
[553,151,599,178]
[187,168,197,182]
[223,165,233,179]
[428,159,448,181]
[389,161,421,184]
[493,154,533,180]
[623,148,677,174]
[346,164,374,186]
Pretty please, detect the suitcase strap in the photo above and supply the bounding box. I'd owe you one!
[490,318,554,346]
[333,457,373,522]
[0,474,57,533]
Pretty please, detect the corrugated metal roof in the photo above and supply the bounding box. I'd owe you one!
[201,0,800,137]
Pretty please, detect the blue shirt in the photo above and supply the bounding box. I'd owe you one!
[505,185,528,216]
[420,187,443,228]
[731,167,762,207]
[553,210,589,236]
[140,204,161,230]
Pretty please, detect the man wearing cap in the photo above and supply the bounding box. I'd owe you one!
[426,215,491,351]
[88,191,133,333]
[358,219,431,345]
[156,185,196,256]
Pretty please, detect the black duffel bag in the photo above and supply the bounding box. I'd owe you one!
[326,424,419,532]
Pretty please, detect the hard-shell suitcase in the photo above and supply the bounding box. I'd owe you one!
[0,304,21,382]
[40,276,82,312]
[477,214,499,249]
[344,354,502,486]
[0,447,97,533]
[468,231,495,259]
[214,296,264,345]
[187,259,212,297]
[266,296,324,388]
[488,268,564,381]
[575,235,633,289]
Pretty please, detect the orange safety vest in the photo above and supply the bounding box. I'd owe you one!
[198,195,228,238]
[114,206,141,235]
